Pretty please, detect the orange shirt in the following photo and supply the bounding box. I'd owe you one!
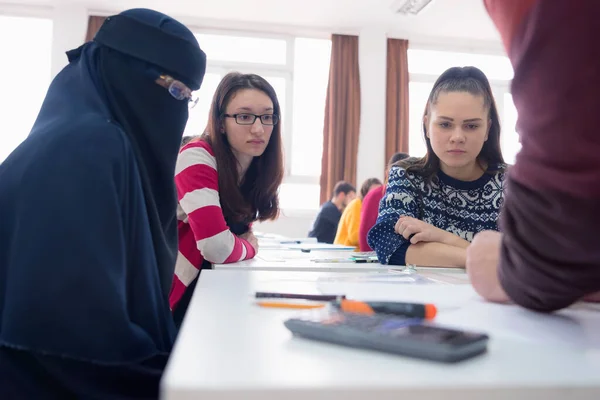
[334,198,362,251]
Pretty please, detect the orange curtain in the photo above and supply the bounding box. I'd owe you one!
[385,38,410,164]
[85,16,107,43]
[319,34,361,204]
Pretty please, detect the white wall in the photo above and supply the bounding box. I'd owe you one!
[356,28,387,186]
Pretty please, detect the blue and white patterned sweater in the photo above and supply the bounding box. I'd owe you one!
[367,165,506,265]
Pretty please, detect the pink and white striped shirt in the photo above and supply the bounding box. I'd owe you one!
[169,140,256,309]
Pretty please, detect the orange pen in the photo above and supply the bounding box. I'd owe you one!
[335,299,437,320]
[256,299,437,319]
[256,299,327,310]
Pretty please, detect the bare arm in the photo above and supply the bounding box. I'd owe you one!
[440,233,470,249]
[405,242,466,268]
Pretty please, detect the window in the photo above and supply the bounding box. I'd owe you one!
[0,15,52,162]
[408,49,514,81]
[408,81,433,157]
[407,48,520,164]
[290,38,331,177]
[184,72,222,138]
[185,31,331,210]
[278,182,321,211]
[502,93,521,165]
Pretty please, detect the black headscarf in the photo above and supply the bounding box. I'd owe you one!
[93,10,206,297]
[0,9,205,365]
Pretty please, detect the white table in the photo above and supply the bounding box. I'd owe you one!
[214,250,384,272]
[254,232,316,243]
[162,270,600,400]
[214,250,469,282]
[254,233,354,251]
[259,243,357,251]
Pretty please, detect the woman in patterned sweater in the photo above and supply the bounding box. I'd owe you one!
[368,66,506,268]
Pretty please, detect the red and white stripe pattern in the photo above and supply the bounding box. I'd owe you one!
[169,140,256,309]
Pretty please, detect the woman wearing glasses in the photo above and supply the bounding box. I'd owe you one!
[170,72,284,324]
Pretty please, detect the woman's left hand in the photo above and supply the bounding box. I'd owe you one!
[394,216,449,244]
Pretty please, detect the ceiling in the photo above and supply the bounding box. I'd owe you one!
[4,0,502,45]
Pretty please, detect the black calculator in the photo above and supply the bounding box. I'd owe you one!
[284,312,489,363]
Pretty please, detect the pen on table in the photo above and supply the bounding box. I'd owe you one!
[256,300,327,309]
[311,258,354,263]
[255,292,345,301]
[335,299,437,319]
[351,258,379,263]
[255,299,437,319]
[310,257,378,264]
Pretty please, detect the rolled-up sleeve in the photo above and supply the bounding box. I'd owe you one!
[498,180,600,312]
[486,0,600,311]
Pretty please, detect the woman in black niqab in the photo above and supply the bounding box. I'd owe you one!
[0,8,206,399]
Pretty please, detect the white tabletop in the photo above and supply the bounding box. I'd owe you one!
[214,250,384,272]
[254,232,354,251]
[259,243,357,251]
[162,270,600,400]
[214,250,469,281]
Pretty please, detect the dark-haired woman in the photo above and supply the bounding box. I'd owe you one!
[368,66,506,268]
[170,72,284,323]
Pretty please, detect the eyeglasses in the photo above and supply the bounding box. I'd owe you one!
[155,75,199,108]
[223,113,279,126]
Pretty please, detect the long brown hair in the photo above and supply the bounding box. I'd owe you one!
[399,66,505,182]
[202,72,283,223]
